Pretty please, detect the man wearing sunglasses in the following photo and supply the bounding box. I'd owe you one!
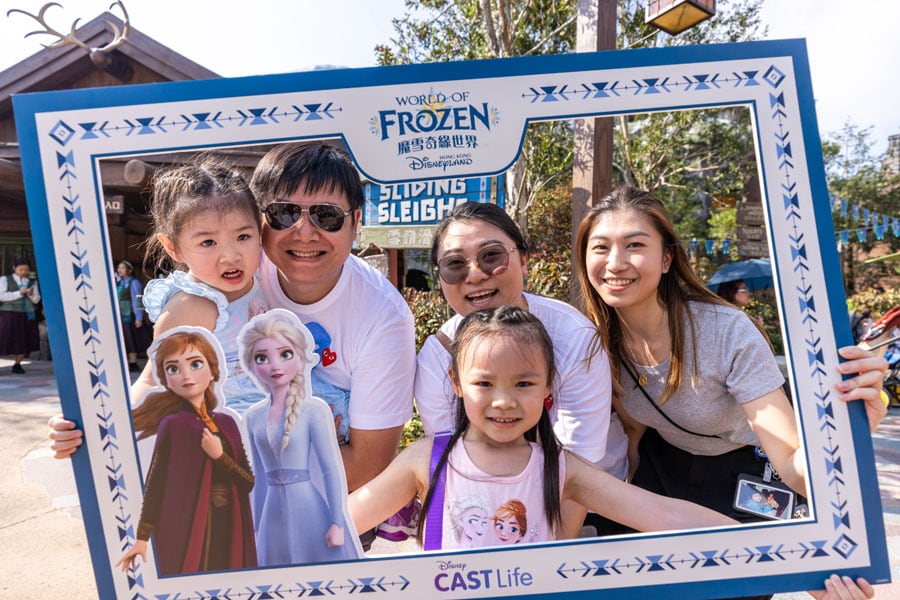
[250,142,416,499]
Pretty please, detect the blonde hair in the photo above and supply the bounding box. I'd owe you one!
[239,311,315,450]
[450,495,488,543]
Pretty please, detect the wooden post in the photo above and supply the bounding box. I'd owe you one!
[571,0,616,302]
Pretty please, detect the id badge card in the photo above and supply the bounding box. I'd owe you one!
[733,473,796,521]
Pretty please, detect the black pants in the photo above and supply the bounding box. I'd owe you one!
[585,429,773,600]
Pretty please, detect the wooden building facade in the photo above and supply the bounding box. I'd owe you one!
[0,10,224,279]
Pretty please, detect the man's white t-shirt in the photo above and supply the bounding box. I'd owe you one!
[259,254,415,431]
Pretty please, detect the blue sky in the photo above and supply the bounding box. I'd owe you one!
[1,0,897,155]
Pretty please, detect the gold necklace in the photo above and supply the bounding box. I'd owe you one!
[635,370,648,387]
[623,339,649,386]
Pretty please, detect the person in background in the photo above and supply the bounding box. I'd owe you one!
[0,259,41,374]
[115,261,152,373]
[716,278,751,308]
[716,278,764,327]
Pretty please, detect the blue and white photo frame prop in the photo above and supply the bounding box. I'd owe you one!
[14,38,889,598]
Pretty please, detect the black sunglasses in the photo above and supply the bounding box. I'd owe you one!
[436,245,519,285]
[262,202,353,232]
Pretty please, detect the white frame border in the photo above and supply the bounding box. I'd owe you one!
[13,39,889,599]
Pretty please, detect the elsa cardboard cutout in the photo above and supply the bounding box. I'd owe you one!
[238,308,363,565]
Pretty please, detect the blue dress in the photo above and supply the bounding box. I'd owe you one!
[244,395,361,565]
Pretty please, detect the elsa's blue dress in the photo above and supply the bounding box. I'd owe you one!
[244,395,361,565]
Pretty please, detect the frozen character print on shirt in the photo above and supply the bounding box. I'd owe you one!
[449,495,489,549]
[303,321,350,443]
[239,309,362,566]
[491,499,529,545]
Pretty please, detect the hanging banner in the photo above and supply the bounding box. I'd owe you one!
[360,175,504,248]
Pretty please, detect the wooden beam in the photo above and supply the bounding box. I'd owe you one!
[0,157,24,190]
[124,159,157,185]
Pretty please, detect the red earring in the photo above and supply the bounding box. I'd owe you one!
[544,393,554,411]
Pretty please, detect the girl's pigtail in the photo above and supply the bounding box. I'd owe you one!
[536,408,562,535]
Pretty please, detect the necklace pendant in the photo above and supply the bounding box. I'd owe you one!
[637,373,648,386]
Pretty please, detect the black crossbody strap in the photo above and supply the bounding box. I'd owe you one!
[620,358,721,439]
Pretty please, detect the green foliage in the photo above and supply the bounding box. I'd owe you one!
[527,255,570,301]
[525,182,573,301]
[526,182,572,249]
[706,207,738,258]
[377,0,577,66]
[614,106,757,243]
[846,287,900,317]
[400,288,449,449]
[401,408,425,450]
[617,0,767,48]
[745,296,783,355]
[402,288,450,352]
[614,1,765,241]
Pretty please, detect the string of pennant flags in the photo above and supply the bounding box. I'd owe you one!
[832,196,900,245]
[682,196,899,256]
[685,238,735,256]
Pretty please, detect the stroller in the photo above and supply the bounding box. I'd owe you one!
[859,306,900,408]
[884,343,900,408]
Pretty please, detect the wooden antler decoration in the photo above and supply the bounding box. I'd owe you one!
[7,1,132,76]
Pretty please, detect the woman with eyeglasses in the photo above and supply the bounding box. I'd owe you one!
[415,201,627,538]
[715,279,751,307]
[717,279,765,328]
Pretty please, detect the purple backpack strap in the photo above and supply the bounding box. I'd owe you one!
[423,433,452,551]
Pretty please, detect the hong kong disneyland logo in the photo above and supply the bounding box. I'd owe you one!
[432,559,534,594]
[369,87,501,173]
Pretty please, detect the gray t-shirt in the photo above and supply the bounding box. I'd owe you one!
[619,301,785,456]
